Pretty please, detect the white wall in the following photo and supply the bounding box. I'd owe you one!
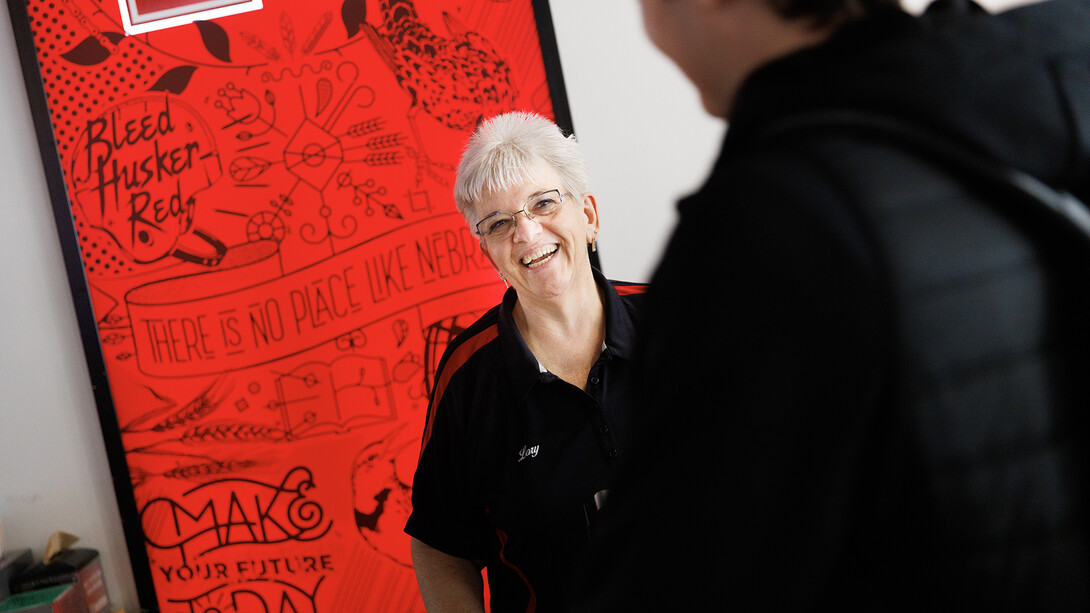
[548,3,726,282]
[0,2,718,610]
[0,7,142,611]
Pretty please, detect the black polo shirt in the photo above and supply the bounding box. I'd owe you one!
[406,268,645,612]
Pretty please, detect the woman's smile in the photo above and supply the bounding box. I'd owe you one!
[520,244,559,268]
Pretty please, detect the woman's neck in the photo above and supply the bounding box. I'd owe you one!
[513,273,606,388]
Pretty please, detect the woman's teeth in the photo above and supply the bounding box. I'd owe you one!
[521,245,558,268]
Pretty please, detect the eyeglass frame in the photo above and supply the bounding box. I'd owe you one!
[473,188,575,239]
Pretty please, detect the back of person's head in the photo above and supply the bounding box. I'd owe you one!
[454,111,589,222]
[769,0,902,26]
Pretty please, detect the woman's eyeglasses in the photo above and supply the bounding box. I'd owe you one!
[475,189,572,240]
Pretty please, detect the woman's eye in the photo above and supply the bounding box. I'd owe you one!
[532,198,558,213]
[488,218,511,234]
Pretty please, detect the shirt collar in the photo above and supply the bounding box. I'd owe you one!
[496,267,637,389]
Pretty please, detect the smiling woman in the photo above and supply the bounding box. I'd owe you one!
[404,111,647,612]
[476,169,598,310]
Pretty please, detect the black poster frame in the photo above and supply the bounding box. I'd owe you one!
[5,1,576,609]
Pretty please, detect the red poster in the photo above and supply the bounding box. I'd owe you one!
[7,0,569,610]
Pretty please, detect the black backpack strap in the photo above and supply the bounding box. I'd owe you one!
[759,109,1090,245]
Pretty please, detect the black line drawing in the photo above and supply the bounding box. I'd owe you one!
[355,0,519,184]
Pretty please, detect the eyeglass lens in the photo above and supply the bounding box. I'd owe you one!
[477,190,565,238]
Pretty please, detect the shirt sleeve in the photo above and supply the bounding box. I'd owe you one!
[405,365,492,562]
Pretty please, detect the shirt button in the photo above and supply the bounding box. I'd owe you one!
[608,449,619,458]
[590,376,600,385]
[598,425,610,434]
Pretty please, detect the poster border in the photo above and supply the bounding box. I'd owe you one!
[3,0,576,610]
[4,0,162,607]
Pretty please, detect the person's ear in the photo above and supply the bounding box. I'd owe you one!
[580,192,600,239]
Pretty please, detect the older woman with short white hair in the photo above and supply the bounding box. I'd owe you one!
[405,111,645,612]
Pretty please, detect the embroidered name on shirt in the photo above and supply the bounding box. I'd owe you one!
[517,444,539,462]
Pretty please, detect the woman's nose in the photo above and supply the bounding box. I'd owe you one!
[511,212,543,241]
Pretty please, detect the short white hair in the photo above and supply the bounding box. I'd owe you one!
[453,111,589,225]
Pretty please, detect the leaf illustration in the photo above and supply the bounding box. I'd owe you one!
[341,0,367,38]
[303,13,333,54]
[195,20,231,62]
[315,78,333,115]
[148,66,198,94]
[280,12,296,55]
[229,156,272,182]
[239,32,280,61]
[60,31,125,66]
[382,202,404,220]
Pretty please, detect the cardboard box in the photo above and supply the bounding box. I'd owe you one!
[0,584,89,613]
[0,550,33,602]
[12,551,106,613]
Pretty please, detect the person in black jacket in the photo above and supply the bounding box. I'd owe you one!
[573,0,1090,610]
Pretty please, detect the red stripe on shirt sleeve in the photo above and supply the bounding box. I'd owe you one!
[419,325,499,458]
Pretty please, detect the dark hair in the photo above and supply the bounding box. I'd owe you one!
[769,0,902,27]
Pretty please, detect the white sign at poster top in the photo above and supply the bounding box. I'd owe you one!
[118,0,264,35]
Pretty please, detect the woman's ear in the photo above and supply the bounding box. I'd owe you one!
[581,192,600,241]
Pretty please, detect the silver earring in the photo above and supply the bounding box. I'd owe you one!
[499,274,508,288]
